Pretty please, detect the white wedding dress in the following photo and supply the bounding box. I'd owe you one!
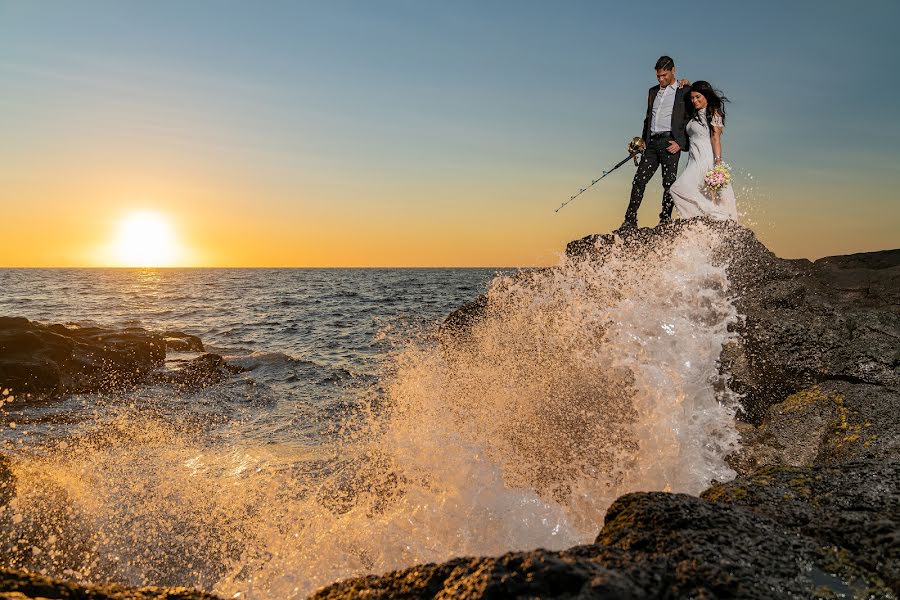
[670,112,738,221]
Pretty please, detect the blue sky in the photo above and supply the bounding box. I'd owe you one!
[2,0,898,265]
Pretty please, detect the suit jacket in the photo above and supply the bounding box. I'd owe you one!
[641,83,691,152]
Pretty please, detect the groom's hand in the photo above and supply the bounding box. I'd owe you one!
[666,141,680,154]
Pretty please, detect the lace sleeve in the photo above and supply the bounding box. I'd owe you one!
[711,112,724,129]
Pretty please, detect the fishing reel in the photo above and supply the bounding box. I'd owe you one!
[627,137,646,165]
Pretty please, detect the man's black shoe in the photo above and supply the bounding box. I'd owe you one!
[615,221,637,235]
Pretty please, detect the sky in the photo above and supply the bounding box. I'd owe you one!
[2,0,898,267]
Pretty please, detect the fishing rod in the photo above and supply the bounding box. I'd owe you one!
[555,137,647,213]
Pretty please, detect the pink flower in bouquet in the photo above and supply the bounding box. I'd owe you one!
[703,163,732,195]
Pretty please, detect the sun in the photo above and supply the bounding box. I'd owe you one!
[114,211,180,267]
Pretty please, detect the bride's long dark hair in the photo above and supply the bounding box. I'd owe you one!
[688,80,729,127]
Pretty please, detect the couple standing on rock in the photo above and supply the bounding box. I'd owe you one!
[618,55,738,231]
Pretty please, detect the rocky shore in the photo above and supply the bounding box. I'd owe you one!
[313,461,897,599]
[0,566,217,600]
[1,220,898,599]
[0,316,244,398]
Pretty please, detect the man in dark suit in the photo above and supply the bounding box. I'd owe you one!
[619,56,691,230]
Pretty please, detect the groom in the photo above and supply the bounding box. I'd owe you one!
[619,56,691,230]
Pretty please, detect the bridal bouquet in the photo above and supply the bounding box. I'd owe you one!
[703,163,732,196]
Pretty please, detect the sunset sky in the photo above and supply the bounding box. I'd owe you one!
[2,1,898,267]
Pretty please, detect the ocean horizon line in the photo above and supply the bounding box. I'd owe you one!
[0,265,532,270]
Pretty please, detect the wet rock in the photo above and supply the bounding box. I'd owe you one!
[817,248,900,271]
[729,381,900,473]
[312,461,898,599]
[725,247,900,423]
[0,454,12,511]
[0,566,219,599]
[153,353,246,390]
[0,318,240,398]
[311,549,654,600]
[702,460,900,592]
[726,386,841,474]
[439,295,488,339]
[0,317,166,397]
[441,268,548,342]
[162,332,204,352]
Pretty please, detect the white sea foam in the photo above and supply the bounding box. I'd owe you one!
[218,220,742,596]
[0,220,741,598]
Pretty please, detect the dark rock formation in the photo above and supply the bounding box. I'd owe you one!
[0,317,166,397]
[439,294,488,339]
[162,332,204,353]
[728,380,900,474]
[0,318,239,398]
[726,242,898,420]
[698,223,898,471]
[312,460,898,599]
[817,248,900,271]
[152,353,246,390]
[701,460,899,592]
[0,567,218,599]
[0,454,12,512]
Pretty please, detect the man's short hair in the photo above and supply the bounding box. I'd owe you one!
[655,56,675,71]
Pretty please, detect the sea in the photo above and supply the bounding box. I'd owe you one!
[0,221,744,598]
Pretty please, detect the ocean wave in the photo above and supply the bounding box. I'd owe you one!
[226,350,321,371]
[214,220,742,597]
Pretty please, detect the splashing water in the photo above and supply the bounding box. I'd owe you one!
[0,221,741,598]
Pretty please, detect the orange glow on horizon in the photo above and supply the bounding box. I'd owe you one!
[1,171,897,268]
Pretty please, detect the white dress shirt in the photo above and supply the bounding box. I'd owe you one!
[650,82,678,134]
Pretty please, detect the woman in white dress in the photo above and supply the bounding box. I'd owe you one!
[669,81,738,221]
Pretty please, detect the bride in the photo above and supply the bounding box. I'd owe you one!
[669,81,738,221]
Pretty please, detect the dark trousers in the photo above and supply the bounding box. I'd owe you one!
[623,135,681,225]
